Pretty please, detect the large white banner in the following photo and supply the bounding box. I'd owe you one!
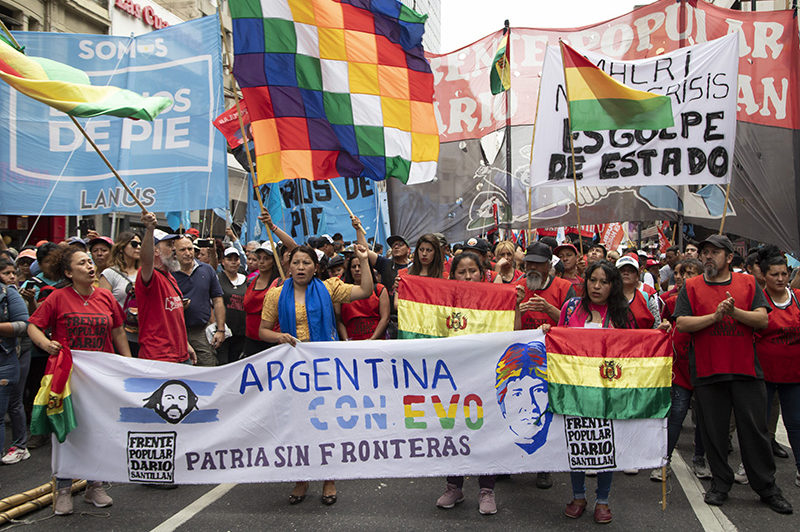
[54,330,665,484]
[530,33,738,188]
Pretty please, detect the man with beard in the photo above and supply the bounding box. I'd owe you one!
[136,212,196,364]
[515,242,574,490]
[143,380,199,424]
[674,235,792,514]
[518,243,575,331]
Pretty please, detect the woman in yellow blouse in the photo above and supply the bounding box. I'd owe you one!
[259,243,373,505]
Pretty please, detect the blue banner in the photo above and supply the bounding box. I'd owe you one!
[0,16,227,215]
[244,177,382,246]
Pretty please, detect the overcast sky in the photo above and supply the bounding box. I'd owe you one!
[440,0,654,52]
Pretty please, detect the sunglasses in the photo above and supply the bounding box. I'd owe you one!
[129,241,141,248]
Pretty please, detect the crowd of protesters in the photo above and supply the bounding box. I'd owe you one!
[0,216,798,521]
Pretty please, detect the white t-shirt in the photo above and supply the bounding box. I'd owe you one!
[101,267,137,308]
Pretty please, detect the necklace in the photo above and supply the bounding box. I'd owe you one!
[72,286,94,306]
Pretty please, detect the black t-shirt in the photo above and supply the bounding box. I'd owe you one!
[374,255,408,295]
[673,275,771,385]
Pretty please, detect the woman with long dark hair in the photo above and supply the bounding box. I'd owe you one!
[98,231,142,355]
[27,246,130,516]
[259,244,374,506]
[242,242,280,357]
[407,233,444,279]
[549,260,634,524]
[337,254,389,340]
[756,245,800,487]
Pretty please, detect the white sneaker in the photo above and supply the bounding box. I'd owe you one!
[1,446,31,465]
[734,463,748,485]
[650,465,672,482]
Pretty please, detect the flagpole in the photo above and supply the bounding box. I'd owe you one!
[503,20,512,234]
[558,40,584,257]
[718,181,733,235]
[0,19,147,214]
[218,6,284,280]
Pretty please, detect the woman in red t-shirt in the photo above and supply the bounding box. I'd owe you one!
[337,255,389,340]
[27,245,129,516]
[755,246,800,482]
[242,242,280,357]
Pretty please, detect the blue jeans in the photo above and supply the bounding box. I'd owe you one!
[0,353,20,454]
[766,381,800,473]
[667,385,705,461]
[570,471,613,505]
[7,345,30,448]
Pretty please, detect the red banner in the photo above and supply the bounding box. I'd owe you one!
[429,0,800,143]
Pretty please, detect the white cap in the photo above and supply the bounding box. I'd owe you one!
[223,247,239,257]
[256,241,274,255]
[616,256,640,270]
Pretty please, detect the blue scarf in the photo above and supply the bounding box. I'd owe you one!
[277,277,339,342]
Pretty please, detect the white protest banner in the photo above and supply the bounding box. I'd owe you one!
[53,330,665,484]
[529,33,738,189]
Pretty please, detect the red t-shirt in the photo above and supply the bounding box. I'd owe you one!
[517,276,574,329]
[243,277,271,340]
[29,286,123,353]
[341,284,385,340]
[135,268,189,363]
[564,275,584,297]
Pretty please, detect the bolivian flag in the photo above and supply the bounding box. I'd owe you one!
[397,275,515,338]
[546,327,672,419]
[0,34,170,120]
[490,27,510,95]
[31,345,77,443]
[560,40,674,132]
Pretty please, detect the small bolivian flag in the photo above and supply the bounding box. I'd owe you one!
[560,40,674,132]
[490,28,510,95]
[31,345,77,443]
[546,327,672,419]
[397,275,516,338]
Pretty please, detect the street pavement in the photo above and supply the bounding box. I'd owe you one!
[1,416,798,531]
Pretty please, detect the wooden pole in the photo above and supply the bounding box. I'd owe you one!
[0,19,147,213]
[558,40,584,257]
[0,480,86,525]
[0,482,53,512]
[661,465,667,510]
[718,181,732,235]
[218,5,284,280]
[329,180,366,237]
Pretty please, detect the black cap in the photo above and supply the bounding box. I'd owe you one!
[524,242,552,263]
[387,235,408,247]
[699,234,734,254]
[463,237,490,254]
[328,254,345,268]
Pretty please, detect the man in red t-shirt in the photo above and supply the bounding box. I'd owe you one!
[135,212,196,364]
[517,242,576,331]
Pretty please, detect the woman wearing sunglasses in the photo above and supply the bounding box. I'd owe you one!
[98,231,142,356]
